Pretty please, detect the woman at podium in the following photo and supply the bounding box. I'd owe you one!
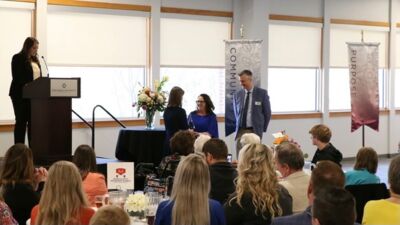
[9,37,41,145]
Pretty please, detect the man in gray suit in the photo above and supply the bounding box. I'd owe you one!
[233,69,271,155]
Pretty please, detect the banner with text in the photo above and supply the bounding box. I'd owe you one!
[347,42,379,132]
[225,40,262,136]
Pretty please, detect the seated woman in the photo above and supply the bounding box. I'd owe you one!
[224,144,293,225]
[362,155,400,224]
[155,154,225,225]
[73,144,108,206]
[31,161,95,225]
[158,130,196,177]
[0,144,47,225]
[345,147,380,186]
[0,197,18,225]
[188,94,219,138]
[309,124,342,167]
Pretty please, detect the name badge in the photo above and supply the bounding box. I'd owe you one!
[255,101,262,106]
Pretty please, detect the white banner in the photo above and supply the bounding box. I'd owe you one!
[225,40,262,136]
[347,42,379,132]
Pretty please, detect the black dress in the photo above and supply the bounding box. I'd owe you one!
[162,106,188,156]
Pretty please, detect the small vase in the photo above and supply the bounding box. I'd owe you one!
[129,210,147,224]
[145,110,156,129]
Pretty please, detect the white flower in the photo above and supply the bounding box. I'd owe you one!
[157,95,164,103]
[138,93,148,102]
[124,193,149,212]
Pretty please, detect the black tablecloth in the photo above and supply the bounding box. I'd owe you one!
[115,127,165,165]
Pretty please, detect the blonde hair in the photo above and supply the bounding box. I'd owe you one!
[89,205,130,225]
[35,161,89,225]
[194,134,211,153]
[232,144,282,218]
[171,154,210,225]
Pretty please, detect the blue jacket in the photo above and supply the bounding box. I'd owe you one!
[233,86,271,139]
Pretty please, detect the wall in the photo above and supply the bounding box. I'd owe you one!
[0,0,399,160]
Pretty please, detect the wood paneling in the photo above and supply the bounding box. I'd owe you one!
[48,0,151,12]
[269,14,323,23]
[161,6,233,18]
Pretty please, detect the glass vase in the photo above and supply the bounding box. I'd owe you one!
[145,110,156,129]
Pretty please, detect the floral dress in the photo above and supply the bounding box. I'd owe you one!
[0,201,18,225]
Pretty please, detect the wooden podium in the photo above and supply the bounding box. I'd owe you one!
[23,77,81,165]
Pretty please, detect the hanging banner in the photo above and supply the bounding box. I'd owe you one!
[225,40,262,136]
[347,42,379,132]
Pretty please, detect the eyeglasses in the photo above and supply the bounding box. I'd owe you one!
[196,100,205,103]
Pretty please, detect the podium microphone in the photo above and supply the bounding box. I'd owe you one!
[41,56,50,77]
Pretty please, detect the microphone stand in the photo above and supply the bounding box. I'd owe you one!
[41,56,50,77]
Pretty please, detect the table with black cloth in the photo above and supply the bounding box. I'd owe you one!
[115,127,165,165]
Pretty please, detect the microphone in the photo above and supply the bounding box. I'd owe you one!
[41,56,50,77]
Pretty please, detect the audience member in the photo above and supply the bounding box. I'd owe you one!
[89,205,130,225]
[188,93,219,138]
[275,142,310,213]
[224,144,292,225]
[194,133,211,153]
[203,138,237,204]
[158,130,196,176]
[345,147,380,186]
[362,155,400,224]
[309,124,342,166]
[0,144,47,225]
[0,196,17,225]
[163,86,189,156]
[73,144,108,206]
[311,187,356,225]
[155,154,225,225]
[31,161,95,225]
[271,161,350,225]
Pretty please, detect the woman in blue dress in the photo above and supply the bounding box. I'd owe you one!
[188,94,219,138]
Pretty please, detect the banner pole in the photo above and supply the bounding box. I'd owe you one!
[362,124,365,147]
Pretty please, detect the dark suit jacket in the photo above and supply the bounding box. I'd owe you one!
[233,86,271,138]
[9,53,39,98]
[271,206,360,225]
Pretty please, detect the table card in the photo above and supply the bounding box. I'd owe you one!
[107,162,134,190]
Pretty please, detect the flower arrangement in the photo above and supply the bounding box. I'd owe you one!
[134,76,168,116]
[133,76,168,129]
[124,192,149,218]
[272,130,307,158]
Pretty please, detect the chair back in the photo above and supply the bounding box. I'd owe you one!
[345,183,390,223]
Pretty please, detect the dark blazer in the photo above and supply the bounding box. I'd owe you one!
[9,53,38,98]
[233,86,271,139]
[224,185,293,225]
[271,206,360,225]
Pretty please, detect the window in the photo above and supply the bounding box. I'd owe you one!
[47,6,148,120]
[329,68,386,110]
[160,68,225,114]
[329,26,389,110]
[396,33,400,108]
[50,66,145,120]
[268,23,322,112]
[0,4,33,121]
[160,17,230,114]
[394,70,400,108]
[268,68,319,112]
